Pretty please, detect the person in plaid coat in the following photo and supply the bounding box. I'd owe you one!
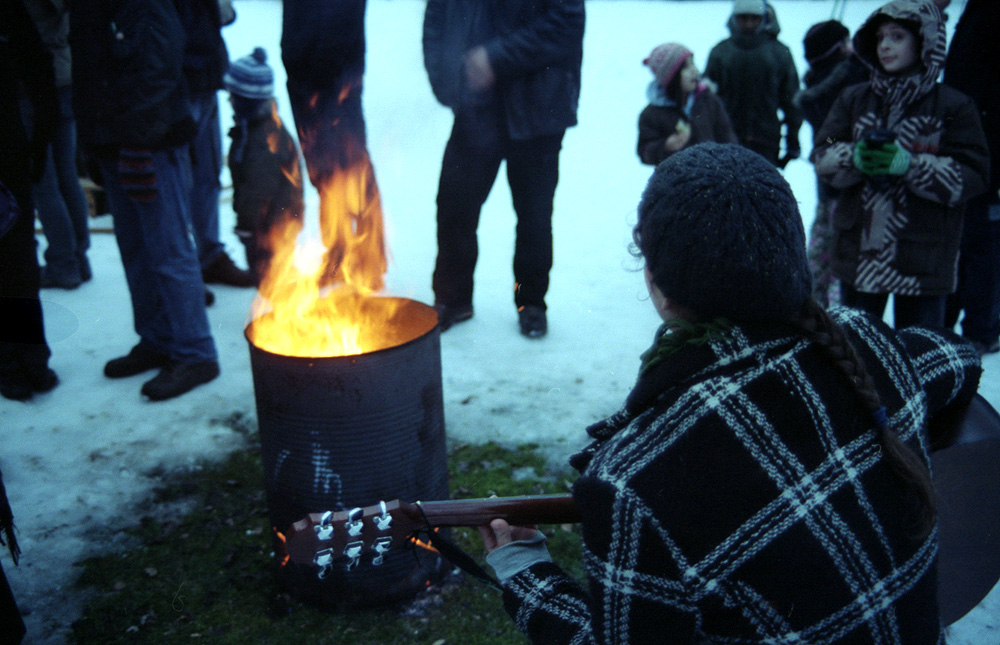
[479,142,982,644]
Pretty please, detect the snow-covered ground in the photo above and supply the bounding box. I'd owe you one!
[4,0,996,642]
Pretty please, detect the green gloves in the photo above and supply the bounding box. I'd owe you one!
[853,140,912,176]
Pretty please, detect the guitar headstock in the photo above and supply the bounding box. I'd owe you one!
[281,500,427,578]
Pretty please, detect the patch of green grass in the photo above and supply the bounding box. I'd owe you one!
[71,440,581,643]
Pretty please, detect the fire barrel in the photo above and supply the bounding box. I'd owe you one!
[246,298,451,609]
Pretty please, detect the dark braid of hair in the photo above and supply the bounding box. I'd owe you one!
[794,297,936,539]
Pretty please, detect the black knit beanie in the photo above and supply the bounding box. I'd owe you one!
[636,143,811,322]
[804,20,849,64]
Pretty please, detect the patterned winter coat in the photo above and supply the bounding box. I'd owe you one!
[812,0,989,297]
[499,307,981,644]
[637,83,737,166]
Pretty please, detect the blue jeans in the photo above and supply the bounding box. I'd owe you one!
[98,147,217,363]
[187,91,225,268]
[31,88,90,281]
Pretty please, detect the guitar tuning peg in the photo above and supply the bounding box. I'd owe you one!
[372,536,392,566]
[344,540,363,570]
[314,510,334,540]
[345,507,363,537]
[314,548,334,579]
[375,500,392,531]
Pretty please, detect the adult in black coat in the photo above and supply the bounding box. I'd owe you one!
[70,0,221,401]
[943,0,1000,356]
[423,0,585,337]
[0,0,59,403]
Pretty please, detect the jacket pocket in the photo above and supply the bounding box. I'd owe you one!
[892,228,943,276]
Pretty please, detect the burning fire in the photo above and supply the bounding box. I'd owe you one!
[247,94,416,358]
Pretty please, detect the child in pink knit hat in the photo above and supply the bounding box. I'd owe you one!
[637,43,737,165]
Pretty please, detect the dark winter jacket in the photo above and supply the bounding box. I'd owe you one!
[422,0,584,141]
[637,84,737,165]
[813,0,990,297]
[796,54,868,138]
[704,14,802,157]
[499,307,981,644]
[228,101,304,237]
[70,0,195,151]
[174,0,229,95]
[0,0,56,201]
[944,0,1000,194]
[23,0,71,88]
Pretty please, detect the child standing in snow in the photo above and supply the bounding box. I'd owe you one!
[637,43,736,166]
[223,48,304,286]
[812,0,989,328]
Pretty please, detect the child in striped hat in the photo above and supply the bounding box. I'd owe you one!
[223,48,304,286]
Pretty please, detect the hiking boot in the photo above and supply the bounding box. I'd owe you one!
[141,360,220,401]
[202,252,254,287]
[518,305,547,338]
[104,344,171,378]
[433,303,473,332]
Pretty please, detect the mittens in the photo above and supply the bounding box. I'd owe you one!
[118,147,158,202]
[852,140,911,177]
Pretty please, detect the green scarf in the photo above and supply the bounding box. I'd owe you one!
[639,317,732,375]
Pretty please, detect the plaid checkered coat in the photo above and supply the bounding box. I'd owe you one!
[500,307,981,644]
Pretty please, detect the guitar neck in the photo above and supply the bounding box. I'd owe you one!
[413,494,580,527]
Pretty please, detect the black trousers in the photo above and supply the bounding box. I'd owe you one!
[841,284,947,329]
[945,192,1000,345]
[432,108,564,311]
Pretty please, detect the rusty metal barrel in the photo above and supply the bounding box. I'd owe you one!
[246,298,450,609]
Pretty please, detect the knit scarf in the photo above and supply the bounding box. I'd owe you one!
[639,317,731,375]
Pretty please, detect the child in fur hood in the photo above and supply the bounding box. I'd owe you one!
[224,48,304,286]
[636,43,736,166]
[812,0,989,329]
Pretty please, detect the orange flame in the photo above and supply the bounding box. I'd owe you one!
[273,528,290,567]
[409,528,441,554]
[246,83,422,358]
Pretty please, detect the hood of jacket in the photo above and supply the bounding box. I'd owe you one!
[853,0,946,82]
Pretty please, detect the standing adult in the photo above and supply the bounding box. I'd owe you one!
[423,0,585,337]
[71,0,220,401]
[0,0,59,403]
[704,0,802,167]
[943,0,1000,356]
[23,0,91,290]
[176,0,254,290]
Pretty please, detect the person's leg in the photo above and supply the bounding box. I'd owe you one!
[33,142,81,287]
[99,149,216,363]
[0,183,56,400]
[52,88,92,279]
[893,294,947,329]
[506,132,564,312]
[432,108,504,309]
[188,91,225,268]
[841,284,889,320]
[953,194,1000,349]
